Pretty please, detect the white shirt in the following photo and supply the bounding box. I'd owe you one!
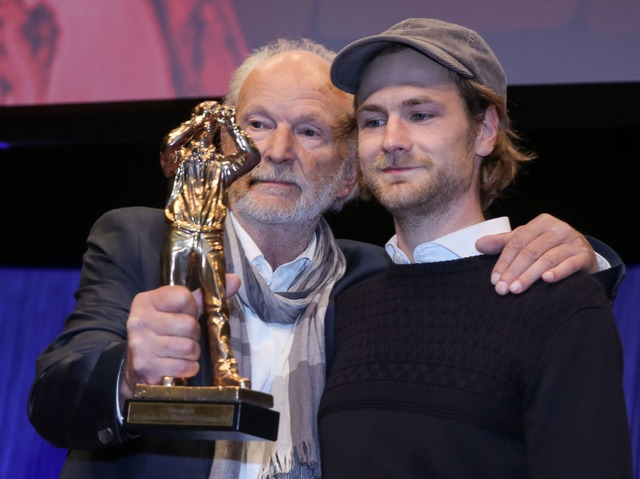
[229,213,316,392]
[230,214,317,479]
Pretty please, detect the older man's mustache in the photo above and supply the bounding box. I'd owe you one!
[247,165,302,188]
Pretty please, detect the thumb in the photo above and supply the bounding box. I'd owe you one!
[476,232,511,255]
[191,288,204,318]
[225,273,241,297]
[191,274,241,316]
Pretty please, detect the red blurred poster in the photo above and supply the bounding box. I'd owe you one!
[1,0,639,106]
[0,0,248,105]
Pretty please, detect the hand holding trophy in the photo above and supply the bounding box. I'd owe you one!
[124,101,280,441]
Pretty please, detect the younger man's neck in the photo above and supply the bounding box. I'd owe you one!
[393,203,485,262]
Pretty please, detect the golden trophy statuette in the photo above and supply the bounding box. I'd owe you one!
[124,101,279,441]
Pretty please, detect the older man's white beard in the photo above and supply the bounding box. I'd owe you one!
[229,164,341,225]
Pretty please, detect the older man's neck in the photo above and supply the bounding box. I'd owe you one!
[234,215,320,269]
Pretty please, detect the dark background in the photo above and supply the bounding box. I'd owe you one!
[1,82,638,268]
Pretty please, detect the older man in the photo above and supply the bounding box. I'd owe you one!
[29,38,620,478]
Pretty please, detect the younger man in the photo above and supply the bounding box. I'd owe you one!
[320,18,632,478]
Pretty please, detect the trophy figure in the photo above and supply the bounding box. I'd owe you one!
[124,101,279,441]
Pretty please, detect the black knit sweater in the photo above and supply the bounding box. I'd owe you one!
[319,255,632,478]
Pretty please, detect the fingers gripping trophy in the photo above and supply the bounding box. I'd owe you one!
[124,101,280,441]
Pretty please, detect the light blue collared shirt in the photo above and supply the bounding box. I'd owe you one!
[229,212,316,392]
[385,217,512,264]
[385,216,610,270]
[230,213,317,478]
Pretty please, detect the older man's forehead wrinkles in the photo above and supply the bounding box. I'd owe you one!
[239,105,269,122]
[295,110,330,124]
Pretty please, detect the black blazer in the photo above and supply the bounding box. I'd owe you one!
[27,207,389,478]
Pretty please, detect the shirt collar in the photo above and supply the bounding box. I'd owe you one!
[385,217,512,264]
[229,212,317,287]
[229,212,265,264]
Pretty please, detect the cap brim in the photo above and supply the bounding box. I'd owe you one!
[330,35,473,95]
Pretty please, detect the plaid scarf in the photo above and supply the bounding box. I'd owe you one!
[209,217,346,478]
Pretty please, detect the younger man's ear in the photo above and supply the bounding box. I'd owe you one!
[475,105,499,158]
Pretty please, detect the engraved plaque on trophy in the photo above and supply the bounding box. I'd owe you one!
[124,101,279,441]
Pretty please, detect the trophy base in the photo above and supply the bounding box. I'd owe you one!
[124,385,279,441]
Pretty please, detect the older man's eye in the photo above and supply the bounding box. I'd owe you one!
[248,120,265,129]
[304,129,318,137]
